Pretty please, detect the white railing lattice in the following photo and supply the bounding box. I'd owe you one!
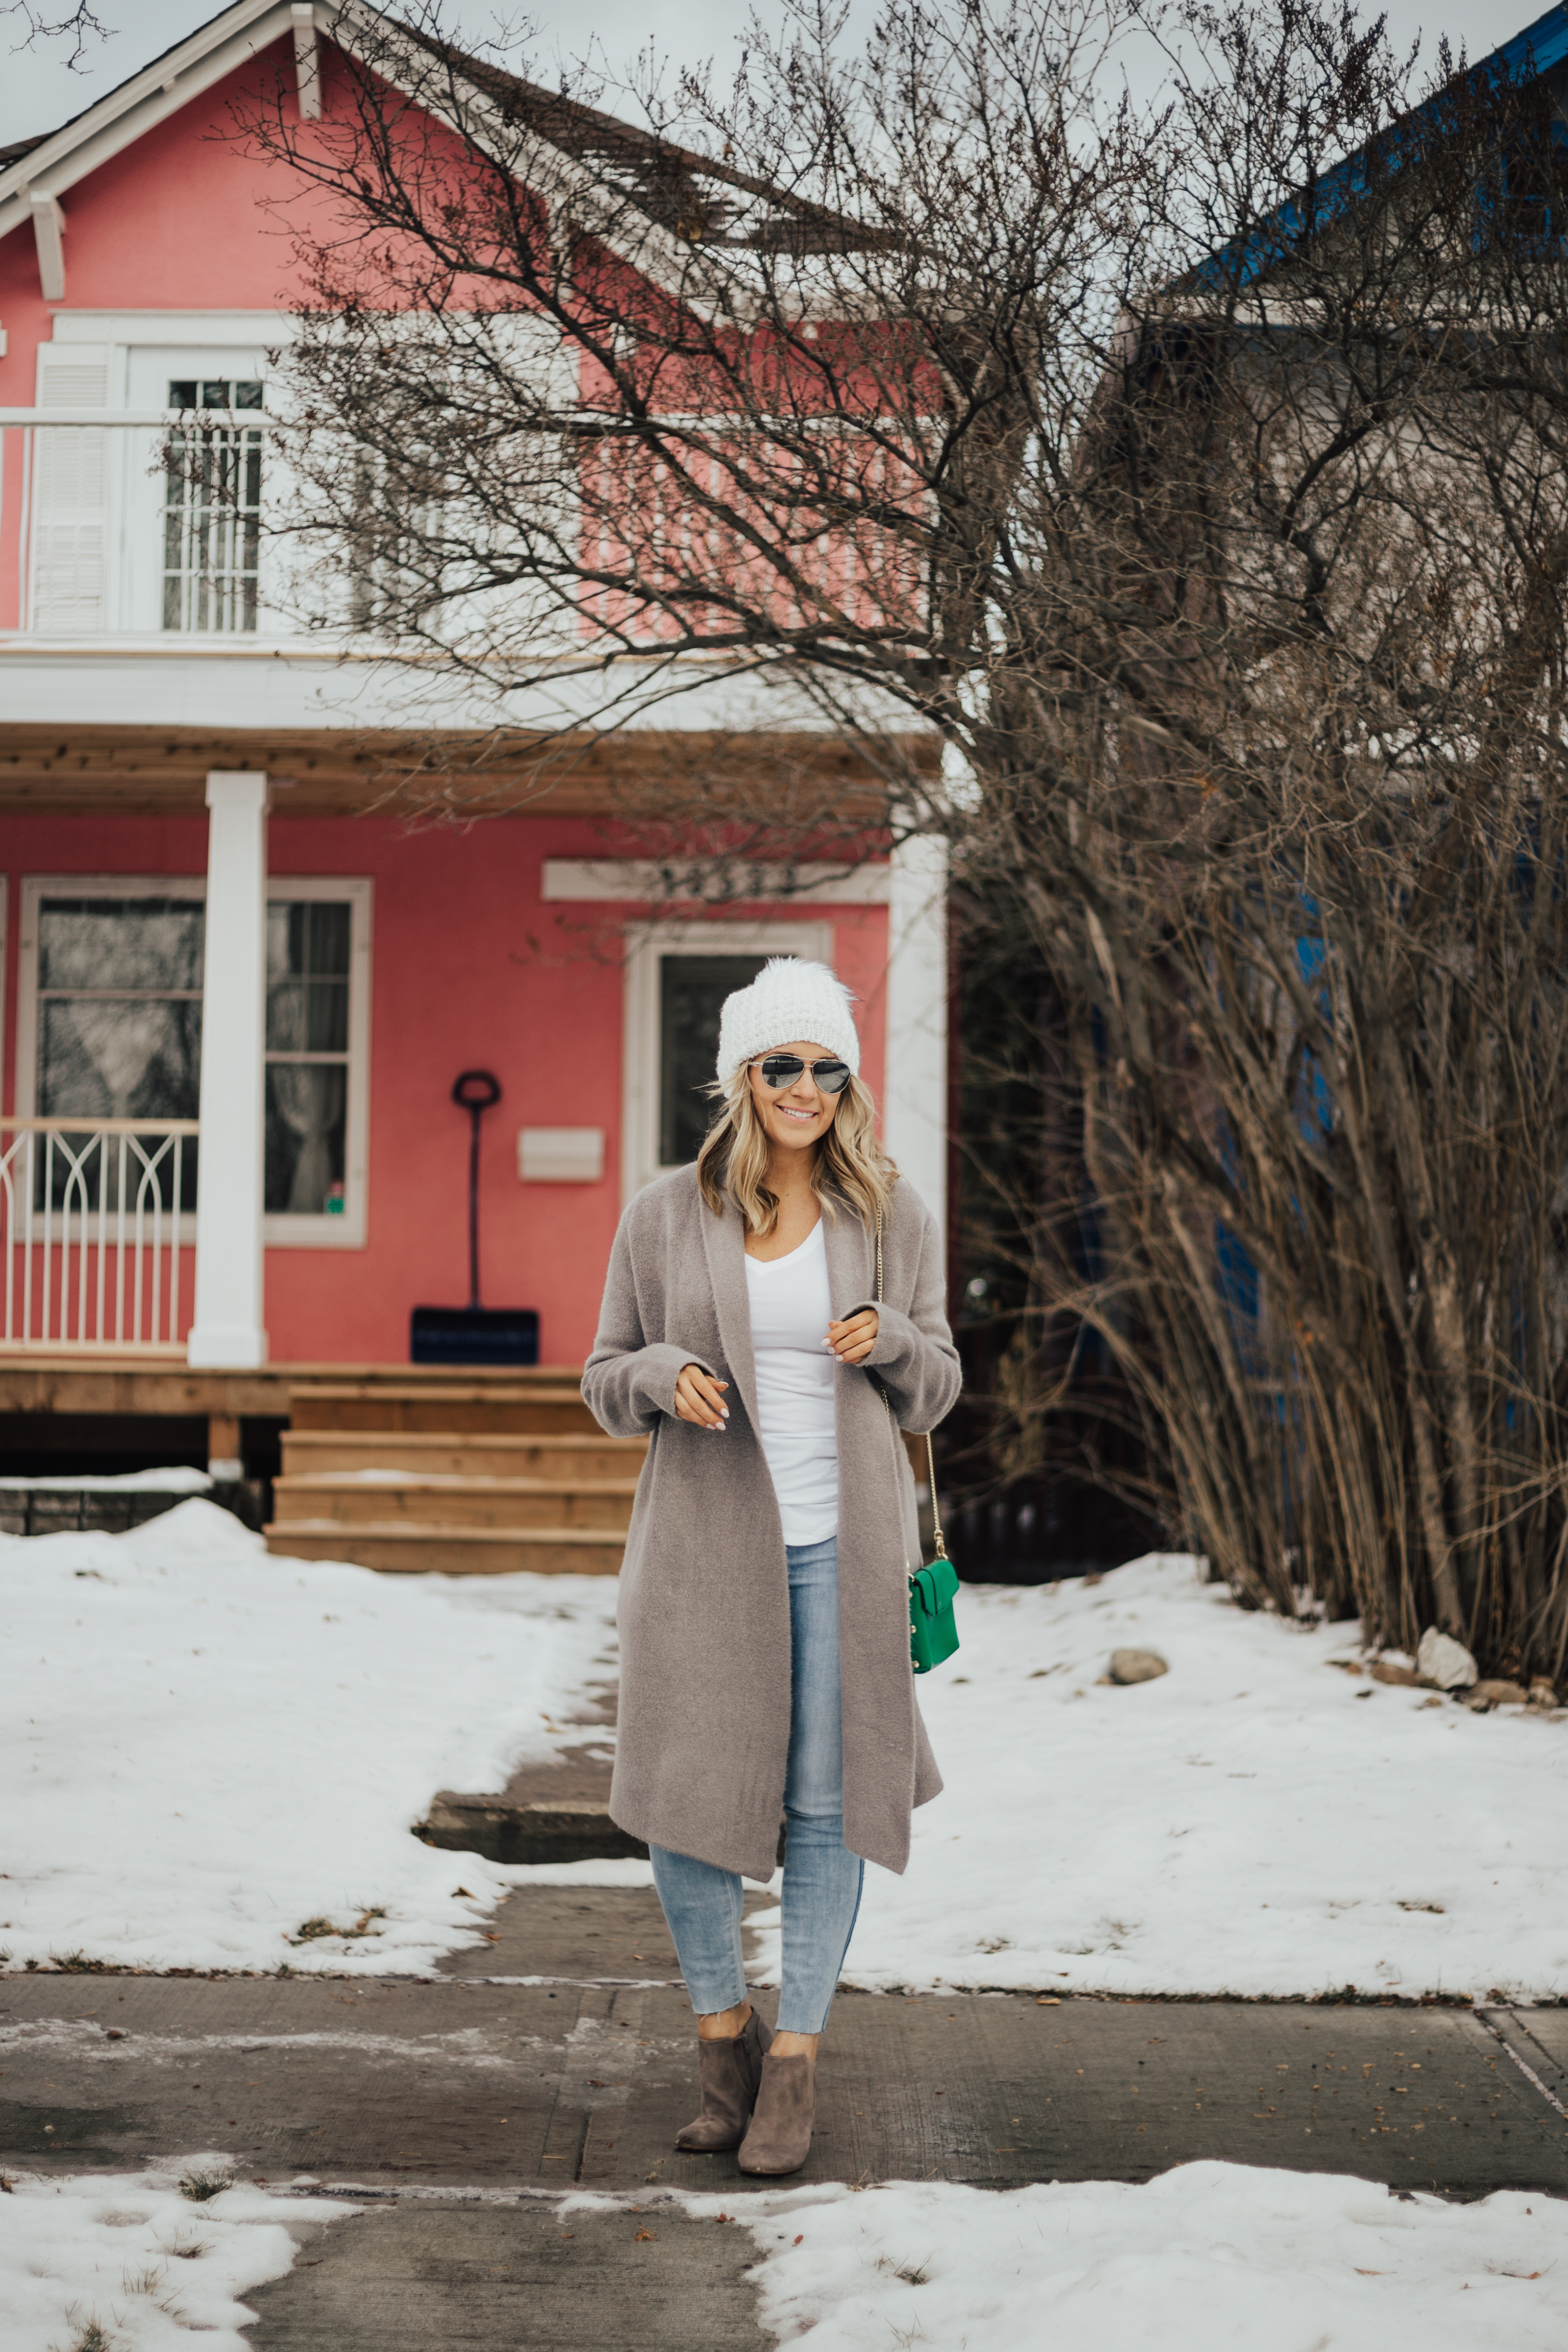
[0,1118,199,1351]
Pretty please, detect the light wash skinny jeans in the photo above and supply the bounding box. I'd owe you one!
[649,1535,866,2035]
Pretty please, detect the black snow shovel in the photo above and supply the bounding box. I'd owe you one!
[410,1069,540,1365]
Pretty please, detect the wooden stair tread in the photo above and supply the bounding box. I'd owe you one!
[266,1517,622,1546]
[274,1471,640,1495]
[287,1364,582,1382]
[281,1429,645,1451]
[274,1363,624,1574]
[289,1382,589,1406]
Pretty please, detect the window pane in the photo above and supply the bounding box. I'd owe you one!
[267,900,351,977]
[658,954,768,1167]
[302,902,351,973]
[267,901,351,1053]
[168,380,262,412]
[306,980,348,1053]
[266,978,307,1052]
[39,897,204,993]
[39,998,201,1122]
[266,1063,346,1214]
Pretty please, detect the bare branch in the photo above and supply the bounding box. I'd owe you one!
[5,0,110,73]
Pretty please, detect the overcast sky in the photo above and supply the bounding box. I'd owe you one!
[0,0,1528,148]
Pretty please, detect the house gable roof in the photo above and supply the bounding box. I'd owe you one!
[0,0,862,305]
[396,22,872,258]
[0,0,303,250]
[1188,1,1568,296]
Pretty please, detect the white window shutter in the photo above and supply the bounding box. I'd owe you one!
[31,347,109,631]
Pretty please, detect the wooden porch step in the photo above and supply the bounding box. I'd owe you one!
[270,1472,637,1531]
[263,1518,625,1576]
[278,1429,646,1480]
[289,1382,600,1437]
[271,1367,631,1573]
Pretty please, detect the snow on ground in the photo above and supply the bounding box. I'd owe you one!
[9,1516,1568,1997]
[745,1554,1568,2000]
[0,2164,347,2352]
[2,1500,619,1975]
[11,2161,1564,2352]
[0,1467,213,1492]
[655,2163,1568,2351]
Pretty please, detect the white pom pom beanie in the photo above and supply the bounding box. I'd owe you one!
[716,958,861,1084]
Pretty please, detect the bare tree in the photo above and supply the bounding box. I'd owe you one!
[4,0,109,73]
[252,0,1568,1676]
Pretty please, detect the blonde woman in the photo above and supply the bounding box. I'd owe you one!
[583,959,960,2175]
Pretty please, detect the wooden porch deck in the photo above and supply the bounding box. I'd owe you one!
[0,1358,637,1574]
[0,1354,588,1418]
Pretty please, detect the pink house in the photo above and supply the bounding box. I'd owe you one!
[0,0,947,1547]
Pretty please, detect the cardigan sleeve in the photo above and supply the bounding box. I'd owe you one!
[842,1191,962,1434]
[581,1214,719,1438]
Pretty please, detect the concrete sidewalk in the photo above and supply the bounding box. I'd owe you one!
[245,2201,772,2351]
[3,1948,1564,2197]
[4,1886,1566,2345]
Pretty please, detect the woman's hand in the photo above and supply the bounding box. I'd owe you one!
[825,1309,879,1365]
[675,1363,730,1430]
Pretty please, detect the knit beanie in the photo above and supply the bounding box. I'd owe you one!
[716,957,861,1084]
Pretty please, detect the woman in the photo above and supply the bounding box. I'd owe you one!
[582,957,960,2175]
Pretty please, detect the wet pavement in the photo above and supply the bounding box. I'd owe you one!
[4,1885,1565,2345]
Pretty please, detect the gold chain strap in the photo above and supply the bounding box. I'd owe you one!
[875,1218,946,1564]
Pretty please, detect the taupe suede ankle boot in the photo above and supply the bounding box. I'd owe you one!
[675,2006,774,2152]
[736,2050,816,2175]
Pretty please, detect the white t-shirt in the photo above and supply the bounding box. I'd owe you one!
[744,1217,839,1546]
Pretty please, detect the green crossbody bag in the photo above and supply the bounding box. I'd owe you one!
[875,1219,961,1675]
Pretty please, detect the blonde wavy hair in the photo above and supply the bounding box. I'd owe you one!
[697,1061,897,1237]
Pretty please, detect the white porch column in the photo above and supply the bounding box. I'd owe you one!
[883,828,948,1250]
[188,771,270,1370]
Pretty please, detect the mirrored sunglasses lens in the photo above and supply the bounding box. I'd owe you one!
[817,1063,852,1093]
[762,1057,806,1086]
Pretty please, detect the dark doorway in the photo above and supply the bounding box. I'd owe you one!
[657,953,769,1165]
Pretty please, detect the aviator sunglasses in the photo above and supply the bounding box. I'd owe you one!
[755,1053,854,1094]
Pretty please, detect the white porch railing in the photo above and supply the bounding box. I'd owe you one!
[0,1118,199,1351]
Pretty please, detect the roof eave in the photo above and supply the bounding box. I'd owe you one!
[0,0,306,245]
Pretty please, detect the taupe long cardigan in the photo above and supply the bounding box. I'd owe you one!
[581,1164,961,1882]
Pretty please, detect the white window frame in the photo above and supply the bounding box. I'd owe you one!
[621,919,834,1205]
[15,873,372,1248]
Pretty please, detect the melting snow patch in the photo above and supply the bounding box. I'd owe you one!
[664,2165,1568,2352]
[0,2163,348,2352]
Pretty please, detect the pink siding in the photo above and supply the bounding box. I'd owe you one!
[0,37,379,625]
[0,813,888,1364]
[0,37,896,1369]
